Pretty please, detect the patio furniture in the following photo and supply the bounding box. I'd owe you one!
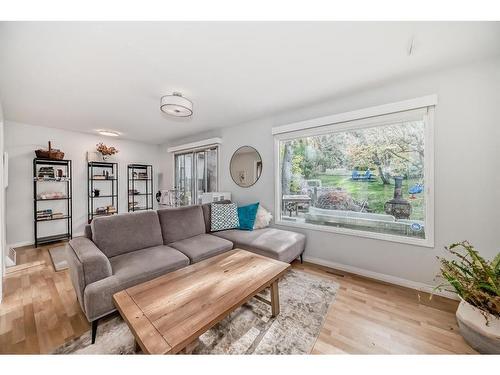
[282,194,312,216]
[351,170,376,181]
[408,183,424,198]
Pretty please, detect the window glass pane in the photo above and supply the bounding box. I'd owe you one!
[183,153,193,205]
[207,148,218,193]
[195,151,206,204]
[279,119,426,240]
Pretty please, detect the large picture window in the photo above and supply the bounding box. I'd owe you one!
[275,102,434,246]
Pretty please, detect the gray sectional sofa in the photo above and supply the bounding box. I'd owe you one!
[66,204,305,343]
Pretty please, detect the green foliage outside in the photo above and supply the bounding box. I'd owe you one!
[316,174,425,220]
[281,120,426,221]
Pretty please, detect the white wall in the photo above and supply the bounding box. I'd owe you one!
[5,122,163,247]
[0,102,4,301]
[162,57,500,287]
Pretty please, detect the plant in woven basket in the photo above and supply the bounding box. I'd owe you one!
[96,143,119,160]
[435,241,500,320]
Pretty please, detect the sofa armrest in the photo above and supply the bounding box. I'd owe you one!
[68,237,112,286]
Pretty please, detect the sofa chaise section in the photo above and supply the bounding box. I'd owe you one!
[212,227,305,263]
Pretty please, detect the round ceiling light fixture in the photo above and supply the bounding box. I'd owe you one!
[97,129,121,137]
[160,92,193,117]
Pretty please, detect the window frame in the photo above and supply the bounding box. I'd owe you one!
[273,97,435,248]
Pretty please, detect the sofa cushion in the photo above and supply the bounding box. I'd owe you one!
[91,211,164,258]
[157,206,206,243]
[109,245,189,286]
[212,228,305,263]
[83,245,189,321]
[169,234,233,263]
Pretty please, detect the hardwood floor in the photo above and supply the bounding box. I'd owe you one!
[0,243,89,354]
[0,243,476,354]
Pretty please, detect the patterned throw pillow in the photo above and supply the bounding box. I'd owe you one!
[211,203,240,232]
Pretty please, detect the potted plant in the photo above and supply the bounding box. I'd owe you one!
[96,142,119,161]
[435,241,499,353]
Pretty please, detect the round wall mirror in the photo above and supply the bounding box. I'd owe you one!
[230,146,263,187]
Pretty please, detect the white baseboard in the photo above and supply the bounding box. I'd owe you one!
[303,255,458,300]
[5,256,15,267]
[7,240,32,249]
[7,232,84,250]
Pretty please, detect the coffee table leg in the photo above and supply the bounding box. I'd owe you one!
[134,339,141,353]
[181,338,200,354]
[270,280,280,317]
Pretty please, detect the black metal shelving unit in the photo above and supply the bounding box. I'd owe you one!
[33,158,72,247]
[128,164,153,212]
[88,161,118,223]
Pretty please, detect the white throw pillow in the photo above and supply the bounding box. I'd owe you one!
[253,205,273,230]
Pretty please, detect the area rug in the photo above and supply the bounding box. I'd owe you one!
[52,269,338,354]
[48,245,69,271]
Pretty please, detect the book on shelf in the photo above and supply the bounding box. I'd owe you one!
[37,192,67,200]
[34,177,70,182]
[37,209,53,217]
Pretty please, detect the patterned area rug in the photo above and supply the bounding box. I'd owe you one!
[52,269,338,354]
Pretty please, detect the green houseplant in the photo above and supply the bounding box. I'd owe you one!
[436,241,499,353]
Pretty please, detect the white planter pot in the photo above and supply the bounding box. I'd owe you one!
[456,299,500,354]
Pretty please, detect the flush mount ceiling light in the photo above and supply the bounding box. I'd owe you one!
[97,130,121,137]
[160,92,193,117]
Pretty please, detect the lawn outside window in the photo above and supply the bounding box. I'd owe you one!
[273,96,435,247]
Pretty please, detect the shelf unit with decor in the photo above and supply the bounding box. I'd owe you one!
[88,161,118,223]
[33,158,72,247]
[128,164,153,212]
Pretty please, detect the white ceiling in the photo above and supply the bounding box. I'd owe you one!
[1,22,499,144]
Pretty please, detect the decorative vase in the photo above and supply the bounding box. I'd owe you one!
[456,298,500,353]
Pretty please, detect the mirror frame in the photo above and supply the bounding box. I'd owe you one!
[229,145,263,188]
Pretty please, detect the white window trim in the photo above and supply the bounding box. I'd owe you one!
[273,97,435,248]
[272,95,437,135]
[167,137,222,153]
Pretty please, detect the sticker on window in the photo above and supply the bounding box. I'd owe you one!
[411,223,422,232]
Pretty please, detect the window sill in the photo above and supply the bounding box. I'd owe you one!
[274,220,434,248]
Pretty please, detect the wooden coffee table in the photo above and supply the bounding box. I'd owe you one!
[113,249,290,354]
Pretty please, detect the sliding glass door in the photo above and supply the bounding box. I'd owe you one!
[175,146,218,205]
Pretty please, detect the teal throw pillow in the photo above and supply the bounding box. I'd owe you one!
[237,203,260,231]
